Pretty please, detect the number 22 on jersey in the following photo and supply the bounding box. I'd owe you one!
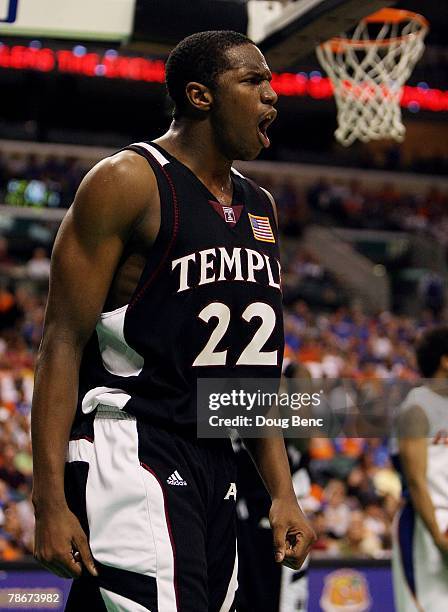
[192,301,278,367]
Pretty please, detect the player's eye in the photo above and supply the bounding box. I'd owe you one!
[245,76,262,84]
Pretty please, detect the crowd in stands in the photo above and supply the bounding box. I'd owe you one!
[0,152,88,209]
[283,300,424,381]
[1,150,448,246]
[0,280,41,560]
[302,432,402,559]
[274,144,448,177]
[306,179,448,242]
[307,467,399,559]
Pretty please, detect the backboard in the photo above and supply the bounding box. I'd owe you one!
[251,0,396,69]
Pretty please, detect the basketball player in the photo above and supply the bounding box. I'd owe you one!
[31,31,315,611]
[392,326,448,611]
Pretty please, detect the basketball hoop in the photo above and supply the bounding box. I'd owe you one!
[316,8,429,146]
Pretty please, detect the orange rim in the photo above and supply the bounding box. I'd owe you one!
[363,8,429,27]
[319,8,429,53]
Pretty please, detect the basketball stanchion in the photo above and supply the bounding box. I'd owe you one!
[316,8,429,146]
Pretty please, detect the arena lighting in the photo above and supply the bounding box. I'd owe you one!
[1,42,448,112]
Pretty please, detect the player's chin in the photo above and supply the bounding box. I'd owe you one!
[237,142,263,161]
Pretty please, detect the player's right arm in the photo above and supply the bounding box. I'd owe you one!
[398,405,448,557]
[31,151,158,579]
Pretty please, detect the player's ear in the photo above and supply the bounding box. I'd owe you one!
[185,82,213,113]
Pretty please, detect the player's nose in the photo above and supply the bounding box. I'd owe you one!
[261,81,278,106]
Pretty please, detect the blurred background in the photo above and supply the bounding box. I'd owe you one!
[0,0,447,610]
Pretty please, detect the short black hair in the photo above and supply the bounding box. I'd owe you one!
[165,30,253,118]
[416,326,448,377]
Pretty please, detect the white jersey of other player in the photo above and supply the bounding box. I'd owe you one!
[392,385,448,612]
[401,385,448,507]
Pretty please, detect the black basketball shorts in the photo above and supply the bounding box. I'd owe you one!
[64,407,238,611]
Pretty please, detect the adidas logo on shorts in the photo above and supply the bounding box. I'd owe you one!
[167,470,187,486]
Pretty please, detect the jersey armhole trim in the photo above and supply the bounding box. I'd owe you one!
[245,177,279,234]
[131,142,170,166]
[124,143,180,311]
[231,167,245,178]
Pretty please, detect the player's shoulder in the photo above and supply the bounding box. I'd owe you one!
[83,149,157,197]
[71,149,158,233]
[67,150,159,237]
[398,385,438,427]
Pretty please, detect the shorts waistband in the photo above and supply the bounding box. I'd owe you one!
[95,404,136,420]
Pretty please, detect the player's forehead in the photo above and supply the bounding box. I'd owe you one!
[223,44,271,76]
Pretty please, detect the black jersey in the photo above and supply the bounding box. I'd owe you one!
[73,142,284,434]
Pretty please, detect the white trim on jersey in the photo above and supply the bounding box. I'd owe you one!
[99,587,151,611]
[100,303,128,319]
[219,546,238,612]
[81,386,132,414]
[132,141,170,166]
[96,304,144,378]
[231,167,245,178]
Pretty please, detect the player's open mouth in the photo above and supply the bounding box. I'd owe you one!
[257,111,277,148]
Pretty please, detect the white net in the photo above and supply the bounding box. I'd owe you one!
[316,9,429,146]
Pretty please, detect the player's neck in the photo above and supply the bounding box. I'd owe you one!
[155,121,233,187]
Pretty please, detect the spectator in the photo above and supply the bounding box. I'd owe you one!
[338,510,383,557]
[311,510,339,555]
[26,247,51,281]
[0,444,27,493]
[0,238,15,270]
[0,282,21,331]
[322,479,351,538]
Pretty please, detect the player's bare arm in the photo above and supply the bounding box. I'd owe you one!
[31,151,159,579]
[398,404,448,557]
[244,436,316,569]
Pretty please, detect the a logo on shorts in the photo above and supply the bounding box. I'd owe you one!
[224,482,237,500]
[167,470,187,486]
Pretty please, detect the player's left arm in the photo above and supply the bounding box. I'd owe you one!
[244,189,315,570]
[398,405,448,557]
[243,437,316,569]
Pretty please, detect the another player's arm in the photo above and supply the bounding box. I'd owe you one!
[398,405,448,556]
[31,152,158,579]
[245,189,315,570]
